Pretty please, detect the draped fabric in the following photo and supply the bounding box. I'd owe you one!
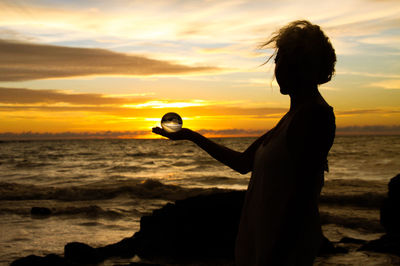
[235,102,335,266]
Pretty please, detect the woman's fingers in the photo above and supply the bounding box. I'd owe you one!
[152,127,174,139]
[152,127,190,140]
[152,127,163,135]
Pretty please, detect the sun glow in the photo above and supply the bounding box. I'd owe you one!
[122,100,207,109]
[0,0,399,139]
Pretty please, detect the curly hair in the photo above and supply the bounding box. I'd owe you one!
[262,20,336,85]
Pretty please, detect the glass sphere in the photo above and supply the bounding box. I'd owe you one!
[161,112,183,133]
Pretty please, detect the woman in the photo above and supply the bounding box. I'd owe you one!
[153,20,336,265]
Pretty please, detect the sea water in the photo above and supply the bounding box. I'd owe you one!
[0,136,399,265]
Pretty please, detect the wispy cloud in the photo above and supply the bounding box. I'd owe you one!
[0,87,287,122]
[0,104,287,119]
[336,125,400,134]
[336,71,400,79]
[370,80,400,90]
[336,108,400,116]
[0,130,149,140]
[0,87,148,105]
[0,40,221,81]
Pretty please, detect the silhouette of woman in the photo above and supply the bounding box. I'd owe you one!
[153,20,336,265]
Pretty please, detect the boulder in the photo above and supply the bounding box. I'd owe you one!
[380,174,400,235]
[30,207,52,217]
[359,234,400,257]
[10,254,68,266]
[360,174,400,256]
[64,242,103,264]
[133,190,245,260]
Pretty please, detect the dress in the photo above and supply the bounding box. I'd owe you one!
[235,101,335,266]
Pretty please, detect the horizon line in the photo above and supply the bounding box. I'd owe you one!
[1,126,400,141]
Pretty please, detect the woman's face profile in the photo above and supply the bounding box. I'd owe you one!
[274,51,293,95]
[275,49,317,96]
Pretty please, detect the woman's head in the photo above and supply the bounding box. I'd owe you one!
[263,20,336,94]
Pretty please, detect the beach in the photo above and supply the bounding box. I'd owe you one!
[1,136,399,265]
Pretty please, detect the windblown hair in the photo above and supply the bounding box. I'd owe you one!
[262,20,336,85]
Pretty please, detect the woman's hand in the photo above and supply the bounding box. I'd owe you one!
[152,127,193,141]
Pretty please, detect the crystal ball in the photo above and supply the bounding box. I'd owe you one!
[161,112,183,133]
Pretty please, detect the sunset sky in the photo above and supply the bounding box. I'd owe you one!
[1,0,399,139]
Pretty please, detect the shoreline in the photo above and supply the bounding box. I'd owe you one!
[9,184,400,265]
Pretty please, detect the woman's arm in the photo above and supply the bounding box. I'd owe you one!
[152,127,269,174]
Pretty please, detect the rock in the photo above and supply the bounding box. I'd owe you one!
[98,236,137,258]
[318,236,348,254]
[11,255,43,266]
[388,174,400,201]
[359,234,400,256]
[10,254,68,266]
[133,190,246,261]
[339,237,367,244]
[30,207,52,217]
[64,242,103,263]
[12,190,348,265]
[124,263,163,266]
[380,174,400,235]
[359,174,400,257]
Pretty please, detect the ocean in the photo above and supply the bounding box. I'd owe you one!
[0,136,399,265]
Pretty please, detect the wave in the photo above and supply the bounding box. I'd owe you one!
[50,205,122,219]
[0,178,390,208]
[125,151,161,158]
[14,161,53,168]
[0,180,226,202]
[191,176,249,186]
[320,193,386,208]
[320,211,384,233]
[0,205,123,220]
[321,179,388,208]
[171,161,194,167]
[107,165,146,173]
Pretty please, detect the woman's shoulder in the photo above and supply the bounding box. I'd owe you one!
[290,96,335,133]
[302,96,334,115]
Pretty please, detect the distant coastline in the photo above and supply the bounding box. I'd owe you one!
[1,126,400,141]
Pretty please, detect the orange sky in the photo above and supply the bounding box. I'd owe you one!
[0,0,399,139]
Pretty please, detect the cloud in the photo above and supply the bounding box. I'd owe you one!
[370,80,400,90]
[336,109,400,116]
[0,130,149,140]
[0,87,288,118]
[0,40,221,81]
[0,87,148,105]
[0,28,35,42]
[336,125,400,134]
[336,71,400,79]
[1,0,400,73]
[0,104,287,119]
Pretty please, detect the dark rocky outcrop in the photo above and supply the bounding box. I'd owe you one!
[30,207,52,217]
[360,174,400,256]
[64,242,103,264]
[380,174,400,235]
[11,190,349,265]
[133,190,245,260]
[11,254,68,266]
[359,234,400,256]
[339,237,367,245]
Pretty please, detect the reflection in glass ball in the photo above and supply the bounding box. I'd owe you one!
[161,112,183,133]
